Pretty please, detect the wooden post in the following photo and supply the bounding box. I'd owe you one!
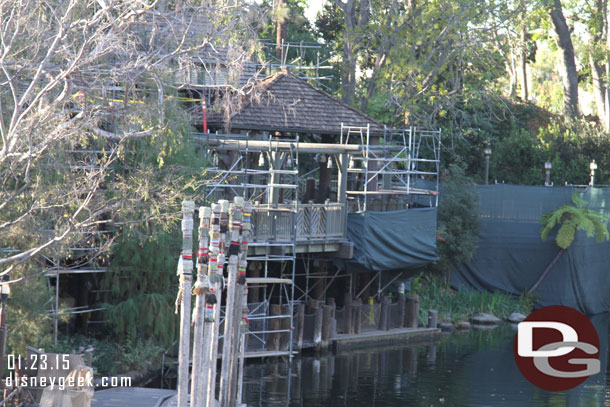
[337,153,349,204]
[235,202,252,406]
[313,307,323,348]
[280,305,291,351]
[219,198,244,407]
[321,305,332,345]
[406,295,420,328]
[343,293,352,334]
[398,293,406,328]
[190,206,211,407]
[302,178,316,204]
[427,309,438,329]
[269,304,281,351]
[294,303,305,351]
[306,298,318,314]
[176,200,194,407]
[353,299,362,334]
[383,296,391,331]
[206,200,228,407]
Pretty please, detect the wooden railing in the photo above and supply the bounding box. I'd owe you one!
[250,203,347,242]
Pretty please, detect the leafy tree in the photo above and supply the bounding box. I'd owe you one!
[529,193,609,293]
[436,164,481,278]
[0,0,260,353]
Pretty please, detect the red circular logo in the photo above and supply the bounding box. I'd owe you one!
[513,305,600,391]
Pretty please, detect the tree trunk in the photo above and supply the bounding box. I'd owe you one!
[590,53,607,127]
[275,0,286,61]
[550,0,580,119]
[520,23,528,101]
[528,249,564,294]
[589,0,608,129]
[335,0,371,106]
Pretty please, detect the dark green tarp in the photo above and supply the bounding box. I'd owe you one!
[451,184,610,315]
[347,208,439,272]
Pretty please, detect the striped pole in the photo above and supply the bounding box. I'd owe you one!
[191,206,211,407]
[219,197,244,407]
[176,200,194,407]
[206,200,228,406]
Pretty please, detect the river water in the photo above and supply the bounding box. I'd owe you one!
[242,314,610,407]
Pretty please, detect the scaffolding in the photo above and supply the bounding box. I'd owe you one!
[204,135,300,359]
[340,124,441,212]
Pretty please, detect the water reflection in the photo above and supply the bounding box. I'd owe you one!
[243,314,610,406]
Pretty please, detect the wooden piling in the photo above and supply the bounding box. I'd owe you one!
[321,305,332,344]
[206,200,228,407]
[406,295,420,328]
[280,305,291,351]
[343,293,352,334]
[190,206,210,407]
[269,304,281,351]
[378,296,390,331]
[294,303,305,351]
[306,298,318,314]
[398,293,406,328]
[313,307,323,349]
[219,198,244,407]
[176,200,194,407]
[353,299,362,334]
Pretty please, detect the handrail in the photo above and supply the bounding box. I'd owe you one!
[250,202,346,242]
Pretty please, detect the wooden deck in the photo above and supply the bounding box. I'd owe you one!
[331,327,441,352]
[92,387,175,407]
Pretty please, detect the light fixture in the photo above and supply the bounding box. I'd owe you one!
[258,153,265,167]
[590,160,598,186]
[544,161,552,187]
[484,147,492,185]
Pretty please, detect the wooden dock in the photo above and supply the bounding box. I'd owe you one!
[331,327,441,352]
[91,387,175,407]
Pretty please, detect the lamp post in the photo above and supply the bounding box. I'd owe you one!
[484,147,492,185]
[590,160,598,186]
[545,161,552,186]
[0,275,10,387]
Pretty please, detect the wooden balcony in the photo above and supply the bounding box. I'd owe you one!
[248,202,352,258]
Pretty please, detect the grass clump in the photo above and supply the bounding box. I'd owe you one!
[412,274,537,324]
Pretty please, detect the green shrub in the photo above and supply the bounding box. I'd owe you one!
[413,274,537,324]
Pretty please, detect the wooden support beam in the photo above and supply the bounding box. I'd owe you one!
[199,137,404,154]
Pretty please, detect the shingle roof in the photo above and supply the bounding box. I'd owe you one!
[208,70,386,135]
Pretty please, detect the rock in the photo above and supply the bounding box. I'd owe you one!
[471,312,501,325]
[438,322,455,333]
[457,321,471,330]
[472,323,499,330]
[508,312,526,323]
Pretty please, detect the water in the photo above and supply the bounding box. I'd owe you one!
[242,314,610,406]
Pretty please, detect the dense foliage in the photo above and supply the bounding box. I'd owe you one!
[436,165,481,271]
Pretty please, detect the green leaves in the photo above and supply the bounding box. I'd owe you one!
[540,192,609,250]
[436,164,481,269]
